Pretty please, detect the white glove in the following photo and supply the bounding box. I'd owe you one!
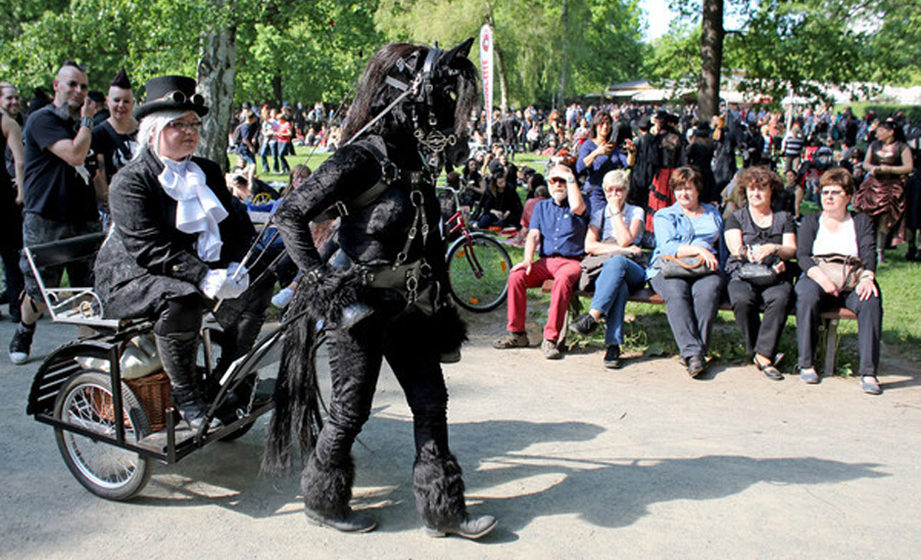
[199,269,229,300]
[218,263,249,299]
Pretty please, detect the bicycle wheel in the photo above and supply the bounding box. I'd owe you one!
[446,233,511,312]
[54,370,153,501]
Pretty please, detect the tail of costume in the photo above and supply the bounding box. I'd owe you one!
[262,266,365,475]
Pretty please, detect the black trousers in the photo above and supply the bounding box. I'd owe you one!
[303,310,465,527]
[727,277,793,358]
[795,276,882,376]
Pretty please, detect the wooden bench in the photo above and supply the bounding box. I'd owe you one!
[540,280,857,377]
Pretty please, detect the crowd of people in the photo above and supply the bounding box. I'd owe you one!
[479,100,916,396]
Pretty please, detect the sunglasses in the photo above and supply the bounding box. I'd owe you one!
[821,189,846,197]
[66,80,89,91]
[162,90,205,107]
[548,177,567,184]
[167,120,203,132]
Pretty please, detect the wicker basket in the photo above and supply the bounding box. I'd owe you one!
[125,371,172,432]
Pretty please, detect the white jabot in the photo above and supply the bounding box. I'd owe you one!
[158,157,228,262]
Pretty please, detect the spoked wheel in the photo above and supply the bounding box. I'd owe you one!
[53,370,153,501]
[446,233,512,312]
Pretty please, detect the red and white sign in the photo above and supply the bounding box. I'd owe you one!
[480,24,493,145]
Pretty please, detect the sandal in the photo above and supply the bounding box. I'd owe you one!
[754,355,783,381]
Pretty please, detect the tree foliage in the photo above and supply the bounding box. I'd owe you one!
[375,0,645,107]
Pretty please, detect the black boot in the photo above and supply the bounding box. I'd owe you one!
[301,453,376,533]
[414,442,497,540]
[155,332,220,432]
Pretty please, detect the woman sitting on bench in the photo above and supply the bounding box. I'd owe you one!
[647,166,725,378]
[724,166,797,381]
[795,167,883,394]
[569,169,646,369]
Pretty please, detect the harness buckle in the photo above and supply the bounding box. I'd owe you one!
[334,200,349,217]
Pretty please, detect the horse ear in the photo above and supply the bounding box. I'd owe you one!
[444,37,474,62]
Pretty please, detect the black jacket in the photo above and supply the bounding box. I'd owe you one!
[95,148,251,318]
[797,211,877,274]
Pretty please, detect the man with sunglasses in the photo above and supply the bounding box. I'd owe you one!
[11,60,101,364]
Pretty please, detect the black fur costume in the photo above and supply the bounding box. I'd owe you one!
[263,40,479,532]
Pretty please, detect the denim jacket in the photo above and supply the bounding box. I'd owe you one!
[647,201,727,280]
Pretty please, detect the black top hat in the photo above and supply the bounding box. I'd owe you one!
[135,75,208,120]
[654,110,669,121]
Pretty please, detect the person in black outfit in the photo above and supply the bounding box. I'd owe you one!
[0,101,24,322]
[724,167,797,380]
[476,172,522,229]
[10,61,101,365]
[94,75,262,429]
[264,40,496,539]
[91,69,138,229]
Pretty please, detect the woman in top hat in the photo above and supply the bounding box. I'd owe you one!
[94,75,259,431]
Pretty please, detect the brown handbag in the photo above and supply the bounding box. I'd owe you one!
[813,254,864,292]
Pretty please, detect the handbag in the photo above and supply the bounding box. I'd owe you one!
[737,262,779,287]
[813,254,863,292]
[654,254,713,279]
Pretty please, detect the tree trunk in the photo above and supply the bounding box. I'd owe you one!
[697,0,724,123]
[272,74,283,107]
[197,25,237,172]
[494,44,509,115]
[557,0,569,110]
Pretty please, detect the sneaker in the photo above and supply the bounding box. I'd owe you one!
[271,287,294,308]
[569,313,598,336]
[9,323,35,365]
[541,339,561,360]
[493,332,529,349]
[860,375,882,395]
[603,345,622,369]
[800,366,820,384]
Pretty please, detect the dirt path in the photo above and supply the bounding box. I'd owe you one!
[2,313,919,559]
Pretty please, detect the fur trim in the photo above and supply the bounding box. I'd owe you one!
[302,265,366,327]
[302,453,355,517]
[413,441,466,528]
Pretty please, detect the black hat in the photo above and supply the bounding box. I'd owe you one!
[135,75,208,120]
[111,68,131,89]
[654,110,669,121]
[87,90,105,103]
[637,115,651,130]
[694,123,712,137]
[879,117,898,130]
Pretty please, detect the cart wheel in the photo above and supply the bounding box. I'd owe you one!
[53,370,153,501]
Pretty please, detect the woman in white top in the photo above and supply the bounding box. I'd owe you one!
[795,168,883,394]
[569,169,646,368]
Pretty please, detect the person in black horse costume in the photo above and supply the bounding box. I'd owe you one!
[262,40,497,539]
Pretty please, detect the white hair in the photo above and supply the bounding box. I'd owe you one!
[135,109,195,159]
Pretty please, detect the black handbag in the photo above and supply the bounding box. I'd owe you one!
[654,254,713,279]
[737,262,779,287]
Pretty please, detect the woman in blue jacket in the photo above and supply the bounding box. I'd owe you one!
[648,166,726,377]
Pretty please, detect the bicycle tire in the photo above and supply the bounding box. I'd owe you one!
[54,370,153,501]
[445,233,511,312]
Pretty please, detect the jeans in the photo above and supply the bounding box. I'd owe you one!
[589,256,646,346]
[795,276,881,376]
[275,141,291,173]
[649,272,725,360]
[260,139,278,172]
